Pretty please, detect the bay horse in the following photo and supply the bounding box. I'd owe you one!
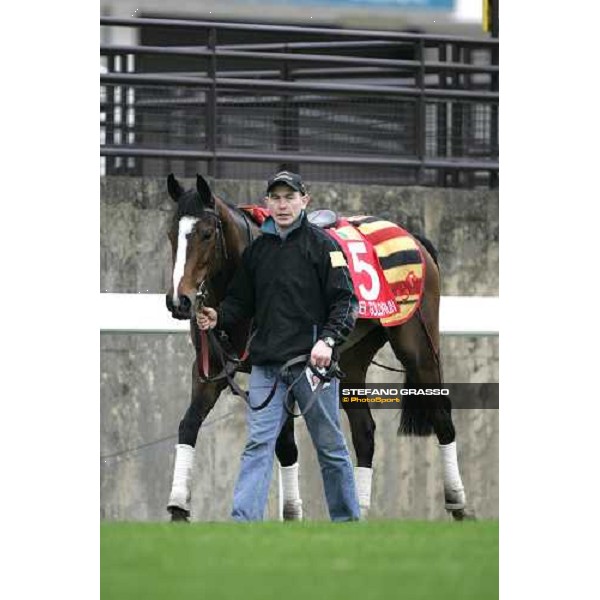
[165,173,470,522]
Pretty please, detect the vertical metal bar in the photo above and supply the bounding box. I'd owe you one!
[289,88,299,174]
[491,0,499,38]
[119,54,129,175]
[415,39,426,185]
[206,27,218,178]
[105,54,116,175]
[127,53,139,175]
[450,43,463,187]
[490,8,499,189]
[464,46,474,189]
[280,57,300,173]
[114,55,123,174]
[280,60,289,162]
[437,42,448,187]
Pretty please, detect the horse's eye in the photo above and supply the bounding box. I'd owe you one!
[201,230,212,240]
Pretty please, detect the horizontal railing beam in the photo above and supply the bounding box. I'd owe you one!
[101,66,415,80]
[100,17,498,47]
[100,145,498,171]
[100,44,498,74]
[100,73,499,101]
[217,40,415,51]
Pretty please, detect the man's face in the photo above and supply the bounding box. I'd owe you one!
[265,184,309,228]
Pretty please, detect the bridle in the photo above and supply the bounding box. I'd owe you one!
[193,206,229,271]
[188,204,256,396]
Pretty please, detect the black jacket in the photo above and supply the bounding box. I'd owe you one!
[217,212,358,365]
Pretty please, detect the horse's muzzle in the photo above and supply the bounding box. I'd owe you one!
[166,294,193,320]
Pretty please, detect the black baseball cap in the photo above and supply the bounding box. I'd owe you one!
[266,171,307,195]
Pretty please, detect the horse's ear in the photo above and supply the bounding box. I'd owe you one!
[196,174,214,208]
[167,173,184,202]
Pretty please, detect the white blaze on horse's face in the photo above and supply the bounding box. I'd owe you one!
[172,216,199,305]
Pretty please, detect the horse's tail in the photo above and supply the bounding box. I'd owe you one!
[397,233,441,436]
[398,394,436,436]
[414,233,439,267]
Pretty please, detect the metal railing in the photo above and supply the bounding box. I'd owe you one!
[100,17,498,188]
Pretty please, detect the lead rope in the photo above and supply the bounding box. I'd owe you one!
[255,356,343,418]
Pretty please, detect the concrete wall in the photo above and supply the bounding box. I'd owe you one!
[100,177,498,521]
[101,177,498,296]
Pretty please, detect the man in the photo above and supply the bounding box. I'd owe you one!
[197,171,360,522]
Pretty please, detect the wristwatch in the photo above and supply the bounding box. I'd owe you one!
[321,336,336,349]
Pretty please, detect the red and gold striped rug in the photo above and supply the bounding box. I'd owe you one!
[343,216,425,326]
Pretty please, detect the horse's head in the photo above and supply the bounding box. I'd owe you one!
[165,173,225,320]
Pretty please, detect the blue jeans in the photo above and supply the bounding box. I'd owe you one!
[231,364,360,522]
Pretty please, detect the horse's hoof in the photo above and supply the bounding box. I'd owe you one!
[168,506,190,523]
[282,499,303,521]
[449,508,477,521]
[444,488,466,511]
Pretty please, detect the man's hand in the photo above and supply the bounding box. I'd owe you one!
[196,307,218,330]
[310,340,332,369]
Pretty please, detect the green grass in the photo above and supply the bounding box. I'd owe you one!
[101,520,498,600]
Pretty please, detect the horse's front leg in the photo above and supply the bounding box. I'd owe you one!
[167,362,227,522]
[275,415,302,521]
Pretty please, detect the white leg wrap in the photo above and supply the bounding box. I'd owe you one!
[168,444,195,512]
[354,467,373,519]
[280,463,303,521]
[439,441,466,509]
[280,463,301,501]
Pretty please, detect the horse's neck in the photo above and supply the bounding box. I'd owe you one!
[209,197,259,302]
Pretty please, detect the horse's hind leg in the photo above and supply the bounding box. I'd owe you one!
[386,309,472,520]
[167,363,226,522]
[275,416,303,521]
[340,327,387,519]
